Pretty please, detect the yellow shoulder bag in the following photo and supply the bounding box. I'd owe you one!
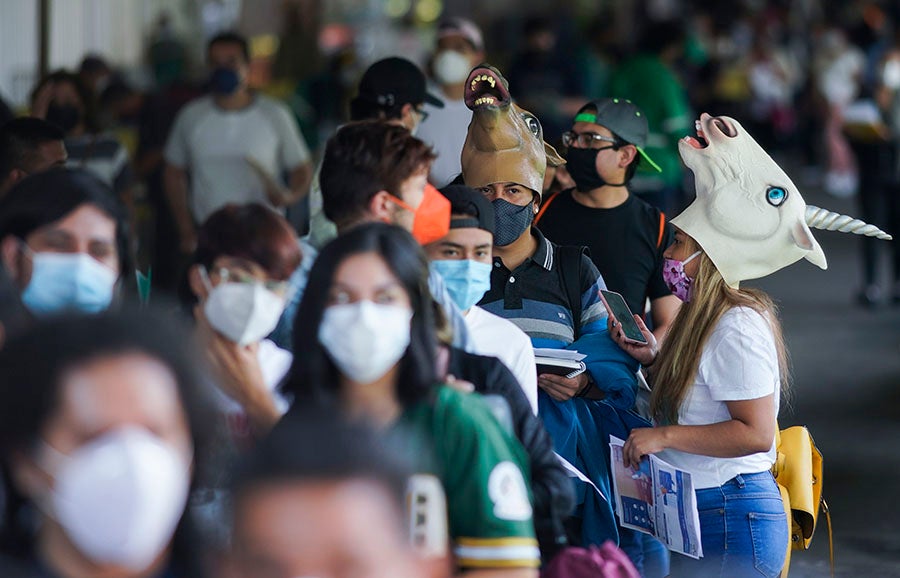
[771,425,833,577]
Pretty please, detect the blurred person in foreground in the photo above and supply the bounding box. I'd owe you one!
[0,309,213,578]
[0,168,132,318]
[228,408,430,578]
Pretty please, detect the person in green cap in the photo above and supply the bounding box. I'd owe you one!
[536,98,681,345]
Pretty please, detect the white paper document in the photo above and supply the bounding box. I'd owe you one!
[609,436,703,559]
[533,348,587,361]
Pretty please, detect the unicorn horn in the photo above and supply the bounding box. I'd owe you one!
[805,206,893,241]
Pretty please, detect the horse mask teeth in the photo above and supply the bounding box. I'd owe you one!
[461,64,564,197]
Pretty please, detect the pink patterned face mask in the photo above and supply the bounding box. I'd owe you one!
[662,251,702,302]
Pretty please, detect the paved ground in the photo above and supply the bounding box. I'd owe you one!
[738,171,900,577]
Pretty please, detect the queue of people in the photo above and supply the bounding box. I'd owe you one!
[0,12,894,578]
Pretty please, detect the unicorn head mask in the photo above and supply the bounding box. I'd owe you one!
[671,113,891,287]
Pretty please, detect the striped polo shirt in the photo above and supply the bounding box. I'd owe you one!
[479,228,608,349]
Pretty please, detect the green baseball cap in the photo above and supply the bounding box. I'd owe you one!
[574,98,661,172]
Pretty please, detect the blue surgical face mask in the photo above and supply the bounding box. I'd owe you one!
[21,251,117,316]
[430,259,493,312]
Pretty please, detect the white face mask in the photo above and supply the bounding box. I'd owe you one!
[202,270,286,346]
[433,50,472,85]
[39,427,191,571]
[318,301,413,383]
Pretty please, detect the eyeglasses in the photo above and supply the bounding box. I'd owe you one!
[561,131,618,149]
[415,107,430,123]
[213,267,292,297]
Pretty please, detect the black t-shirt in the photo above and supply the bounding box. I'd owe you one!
[537,189,673,314]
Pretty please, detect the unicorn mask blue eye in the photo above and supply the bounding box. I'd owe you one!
[670,114,891,287]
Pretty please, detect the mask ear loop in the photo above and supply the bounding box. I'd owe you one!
[198,265,214,292]
[683,250,703,265]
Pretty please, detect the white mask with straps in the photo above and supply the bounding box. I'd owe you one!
[38,426,191,571]
[201,267,286,346]
[318,301,413,383]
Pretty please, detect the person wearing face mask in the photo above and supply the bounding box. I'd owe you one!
[0,309,213,578]
[282,223,541,576]
[425,185,575,561]
[182,203,301,437]
[164,31,313,256]
[463,104,644,555]
[0,117,67,197]
[536,99,680,345]
[424,184,537,412]
[306,56,444,250]
[0,168,130,319]
[29,70,133,201]
[270,121,471,355]
[603,112,894,576]
[417,18,487,187]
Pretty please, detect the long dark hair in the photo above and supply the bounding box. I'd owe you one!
[282,223,437,408]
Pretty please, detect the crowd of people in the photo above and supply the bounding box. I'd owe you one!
[0,5,895,578]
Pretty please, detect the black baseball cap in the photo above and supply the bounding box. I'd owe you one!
[574,98,661,172]
[439,184,494,235]
[357,57,444,109]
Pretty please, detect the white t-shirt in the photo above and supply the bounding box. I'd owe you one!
[164,94,311,223]
[416,92,471,187]
[655,307,780,489]
[464,306,539,414]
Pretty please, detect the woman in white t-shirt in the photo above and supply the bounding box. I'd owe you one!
[609,227,789,578]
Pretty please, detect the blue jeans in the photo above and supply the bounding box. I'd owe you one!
[669,472,788,578]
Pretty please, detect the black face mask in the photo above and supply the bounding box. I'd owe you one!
[45,103,81,134]
[492,198,534,246]
[565,146,625,191]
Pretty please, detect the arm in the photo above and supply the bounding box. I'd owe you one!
[246,157,313,207]
[163,163,197,254]
[623,395,776,468]
[649,295,681,343]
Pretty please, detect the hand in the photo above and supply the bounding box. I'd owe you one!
[608,313,658,366]
[31,81,54,119]
[246,156,291,206]
[196,309,280,431]
[538,371,589,402]
[623,427,669,469]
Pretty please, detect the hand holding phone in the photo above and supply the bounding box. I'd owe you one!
[600,290,658,366]
[599,290,648,345]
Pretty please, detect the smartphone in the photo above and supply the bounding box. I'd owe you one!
[600,290,649,345]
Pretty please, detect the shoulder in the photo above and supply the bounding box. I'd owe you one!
[706,306,777,352]
[254,95,294,120]
[467,308,530,341]
[432,385,499,427]
[175,96,214,121]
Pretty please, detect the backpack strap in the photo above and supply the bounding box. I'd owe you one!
[656,210,667,249]
[555,245,588,341]
[534,191,561,225]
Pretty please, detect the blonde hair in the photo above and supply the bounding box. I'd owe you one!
[649,237,790,424]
